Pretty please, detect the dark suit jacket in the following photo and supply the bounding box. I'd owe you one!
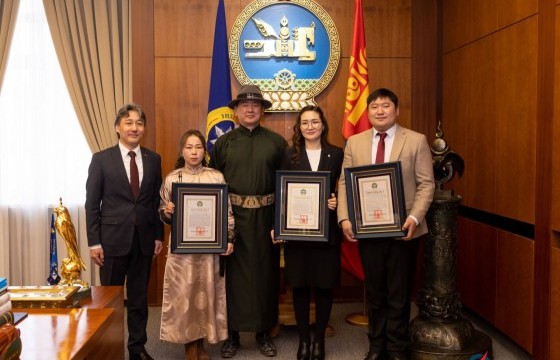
[85,145,164,257]
[281,143,344,244]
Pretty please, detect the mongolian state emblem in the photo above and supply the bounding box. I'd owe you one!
[230,0,340,111]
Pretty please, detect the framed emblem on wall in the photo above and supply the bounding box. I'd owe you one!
[230,0,340,111]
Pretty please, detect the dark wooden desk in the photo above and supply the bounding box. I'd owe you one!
[17,286,124,360]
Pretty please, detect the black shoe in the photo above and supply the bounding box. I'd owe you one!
[255,332,277,357]
[129,349,154,360]
[364,348,384,360]
[297,337,311,360]
[311,339,325,360]
[221,331,240,358]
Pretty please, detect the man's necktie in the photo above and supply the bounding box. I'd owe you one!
[129,151,139,198]
[375,132,387,164]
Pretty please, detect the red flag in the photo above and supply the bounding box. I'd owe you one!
[341,0,371,281]
[342,0,371,139]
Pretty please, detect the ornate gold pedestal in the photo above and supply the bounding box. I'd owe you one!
[409,192,492,360]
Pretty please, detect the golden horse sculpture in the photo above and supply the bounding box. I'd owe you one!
[54,198,89,290]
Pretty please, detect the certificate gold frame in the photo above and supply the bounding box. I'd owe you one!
[344,162,406,239]
[275,170,330,242]
[171,183,228,254]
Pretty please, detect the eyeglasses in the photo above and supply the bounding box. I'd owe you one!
[300,120,322,128]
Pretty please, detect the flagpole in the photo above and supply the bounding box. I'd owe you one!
[345,283,368,326]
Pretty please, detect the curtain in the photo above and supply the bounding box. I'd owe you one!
[0,0,20,89]
[42,0,131,152]
[0,0,97,286]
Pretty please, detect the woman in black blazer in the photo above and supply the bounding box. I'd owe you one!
[278,105,343,360]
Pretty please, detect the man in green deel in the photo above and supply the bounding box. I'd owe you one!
[210,84,287,358]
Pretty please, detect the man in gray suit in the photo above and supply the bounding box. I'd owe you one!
[85,103,164,360]
[338,88,435,360]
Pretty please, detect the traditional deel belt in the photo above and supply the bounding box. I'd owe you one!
[229,193,275,208]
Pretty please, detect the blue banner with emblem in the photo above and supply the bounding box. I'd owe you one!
[47,212,60,285]
[206,0,235,155]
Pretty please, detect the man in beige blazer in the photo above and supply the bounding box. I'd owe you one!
[338,88,435,360]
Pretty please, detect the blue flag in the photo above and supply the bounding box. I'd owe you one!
[206,0,235,155]
[47,213,60,285]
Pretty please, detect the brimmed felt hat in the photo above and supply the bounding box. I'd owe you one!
[228,84,272,109]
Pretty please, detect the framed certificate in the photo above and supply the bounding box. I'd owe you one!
[344,161,407,239]
[275,171,330,242]
[171,183,228,254]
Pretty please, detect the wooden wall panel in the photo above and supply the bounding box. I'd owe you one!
[441,48,468,198]
[154,0,240,57]
[497,0,538,28]
[552,6,560,232]
[532,1,556,356]
[495,17,537,223]
[467,0,497,42]
[551,246,560,360]
[465,35,497,213]
[441,0,554,356]
[495,231,534,352]
[155,58,208,175]
[262,112,290,140]
[197,60,213,134]
[411,0,438,139]
[321,0,354,58]
[457,219,497,323]
[367,58,412,127]
[443,0,468,53]
[321,57,348,148]
[131,0,156,150]
[363,0,411,57]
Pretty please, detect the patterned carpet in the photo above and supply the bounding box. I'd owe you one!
[126,302,530,360]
